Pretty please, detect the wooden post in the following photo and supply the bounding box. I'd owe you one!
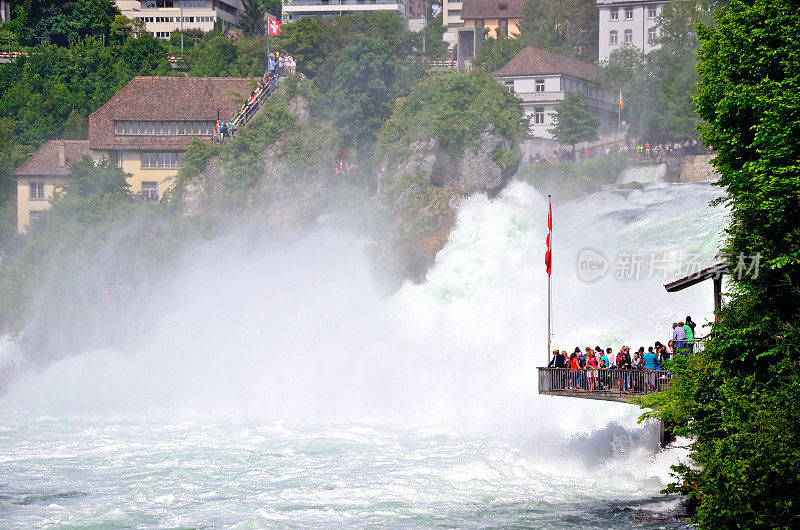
[713,277,722,322]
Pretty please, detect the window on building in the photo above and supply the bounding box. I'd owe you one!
[141,152,158,168]
[648,6,658,18]
[624,29,633,43]
[534,107,545,125]
[108,151,121,167]
[158,152,178,168]
[498,3,507,10]
[648,26,657,42]
[610,9,618,20]
[498,19,508,38]
[610,30,618,45]
[535,78,545,92]
[142,152,183,169]
[142,182,159,202]
[625,7,633,19]
[29,181,45,200]
[116,121,215,136]
[29,210,40,223]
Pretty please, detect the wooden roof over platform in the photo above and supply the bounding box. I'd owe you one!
[664,261,729,292]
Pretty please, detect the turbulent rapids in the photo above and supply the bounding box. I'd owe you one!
[0,180,726,527]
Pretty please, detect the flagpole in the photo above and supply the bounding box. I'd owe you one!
[547,194,552,367]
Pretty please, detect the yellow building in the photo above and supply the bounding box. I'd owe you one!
[14,140,90,233]
[15,76,253,233]
[461,0,522,40]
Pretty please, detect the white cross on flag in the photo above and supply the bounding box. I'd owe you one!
[268,19,281,36]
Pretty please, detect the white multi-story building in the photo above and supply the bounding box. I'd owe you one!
[493,46,623,158]
[115,1,243,39]
[597,0,665,63]
[441,0,463,47]
[1,0,10,24]
[281,0,407,23]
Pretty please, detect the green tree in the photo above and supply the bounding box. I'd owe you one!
[331,35,402,155]
[109,14,146,46]
[59,156,131,199]
[15,0,118,46]
[640,0,800,526]
[548,92,598,155]
[240,0,267,36]
[472,35,526,73]
[519,0,597,64]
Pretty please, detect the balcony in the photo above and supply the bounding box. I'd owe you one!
[516,91,565,103]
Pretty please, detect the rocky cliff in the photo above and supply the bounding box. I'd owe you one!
[376,124,520,282]
[179,77,336,236]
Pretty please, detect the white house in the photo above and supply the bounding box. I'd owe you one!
[493,46,623,158]
[281,0,408,23]
[597,0,666,63]
[114,0,243,39]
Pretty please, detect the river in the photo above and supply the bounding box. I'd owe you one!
[0,179,726,527]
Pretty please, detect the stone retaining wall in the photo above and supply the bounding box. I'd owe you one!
[664,154,718,183]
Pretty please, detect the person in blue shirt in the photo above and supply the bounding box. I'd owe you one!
[644,347,660,370]
[601,348,612,370]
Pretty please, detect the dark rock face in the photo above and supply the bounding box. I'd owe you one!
[179,93,331,236]
[376,124,518,283]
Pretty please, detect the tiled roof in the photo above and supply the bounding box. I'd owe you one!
[13,140,90,177]
[89,76,254,150]
[492,46,597,81]
[461,0,524,20]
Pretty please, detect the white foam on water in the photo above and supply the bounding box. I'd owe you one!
[0,179,723,527]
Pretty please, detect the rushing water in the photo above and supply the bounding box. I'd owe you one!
[0,180,726,528]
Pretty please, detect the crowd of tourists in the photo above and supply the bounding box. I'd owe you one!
[268,51,296,76]
[215,51,296,142]
[546,316,699,393]
[527,139,711,165]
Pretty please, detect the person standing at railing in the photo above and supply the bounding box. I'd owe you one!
[602,348,612,370]
[682,319,695,352]
[586,353,598,391]
[686,315,697,338]
[568,352,580,389]
[672,322,687,352]
[598,358,609,390]
[618,346,632,392]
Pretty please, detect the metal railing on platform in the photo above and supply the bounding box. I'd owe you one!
[537,368,673,398]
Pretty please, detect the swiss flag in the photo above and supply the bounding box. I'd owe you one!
[545,203,552,276]
[268,18,282,36]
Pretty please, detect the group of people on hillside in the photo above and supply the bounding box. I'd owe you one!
[527,140,711,165]
[635,140,709,160]
[268,51,296,76]
[216,51,296,142]
[546,316,699,393]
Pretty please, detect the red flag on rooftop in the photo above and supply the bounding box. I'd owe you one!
[545,202,552,276]
[268,19,282,36]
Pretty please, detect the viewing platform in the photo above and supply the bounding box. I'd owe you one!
[537,368,674,403]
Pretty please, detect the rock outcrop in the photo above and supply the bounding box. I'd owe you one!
[179,87,333,236]
[376,124,519,282]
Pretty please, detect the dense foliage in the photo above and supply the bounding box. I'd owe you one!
[0,158,197,360]
[375,71,527,164]
[548,92,598,152]
[519,0,597,64]
[597,0,721,142]
[640,0,800,526]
